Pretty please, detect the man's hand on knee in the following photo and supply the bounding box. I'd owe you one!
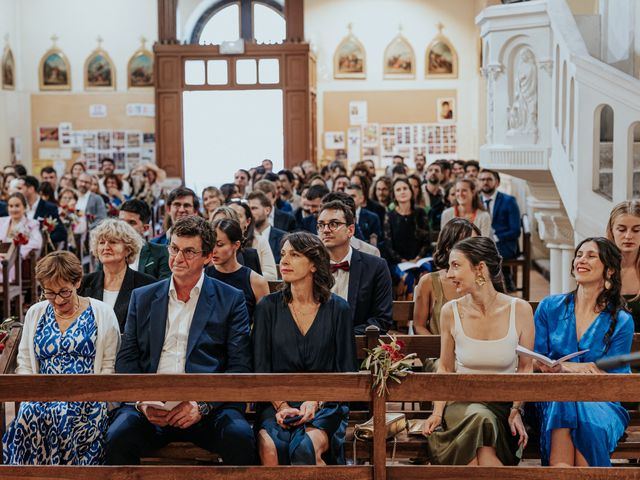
[141,405,170,427]
[165,401,202,429]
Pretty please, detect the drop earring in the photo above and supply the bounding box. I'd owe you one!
[604,279,612,290]
[475,273,487,286]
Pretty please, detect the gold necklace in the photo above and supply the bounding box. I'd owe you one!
[54,295,81,321]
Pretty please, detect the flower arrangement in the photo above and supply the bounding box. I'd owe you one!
[41,216,58,253]
[12,232,28,247]
[0,317,17,354]
[41,216,58,233]
[8,223,30,247]
[361,336,417,397]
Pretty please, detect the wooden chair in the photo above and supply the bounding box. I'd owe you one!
[20,250,38,305]
[503,213,532,300]
[73,232,94,274]
[0,243,22,321]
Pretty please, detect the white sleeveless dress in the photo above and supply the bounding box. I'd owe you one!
[426,298,522,465]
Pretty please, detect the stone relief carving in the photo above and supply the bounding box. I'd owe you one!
[483,64,503,144]
[507,48,539,143]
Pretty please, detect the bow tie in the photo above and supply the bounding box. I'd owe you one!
[331,261,350,273]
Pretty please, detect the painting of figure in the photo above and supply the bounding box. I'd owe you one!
[2,47,15,90]
[86,51,115,90]
[334,30,366,79]
[128,50,153,88]
[383,35,414,79]
[40,50,71,90]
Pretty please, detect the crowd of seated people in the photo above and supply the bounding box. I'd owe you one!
[0,155,638,470]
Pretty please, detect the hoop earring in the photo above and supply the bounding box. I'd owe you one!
[475,273,487,287]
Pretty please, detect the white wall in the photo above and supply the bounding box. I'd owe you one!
[305,0,483,161]
[599,0,635,76]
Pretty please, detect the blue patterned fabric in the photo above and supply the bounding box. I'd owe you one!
[3,304,108,465]
[534,294,634,466]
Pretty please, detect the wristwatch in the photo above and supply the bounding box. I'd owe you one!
[197,401,211,418]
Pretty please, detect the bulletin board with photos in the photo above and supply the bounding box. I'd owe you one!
[361,122,457,169]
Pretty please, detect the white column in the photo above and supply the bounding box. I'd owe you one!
[548,243,563,295]
[560,244,577,293]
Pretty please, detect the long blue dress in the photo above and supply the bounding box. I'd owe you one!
[3,304,109,464]
[252,292,358,465]
[534,293,634,466]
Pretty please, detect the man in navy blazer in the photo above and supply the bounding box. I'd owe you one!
[17,175,67,244]
[318,200,393,334]
[106,216,256,465]
[479,169,521,289]
[346,184,382,246]
[247,191,287,264]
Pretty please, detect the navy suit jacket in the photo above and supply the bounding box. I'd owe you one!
[490,191,521,259]
[34,199,67,244]
[116,275,252,377]
[358,208,382,245]
[0,201,6,217]
[268,227,286,264]
[274,208,296,232]
[347,249,393,334]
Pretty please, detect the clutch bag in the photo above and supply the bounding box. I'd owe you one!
[353,412,407,441]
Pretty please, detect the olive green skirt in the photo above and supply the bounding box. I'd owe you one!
[426,402,522,465]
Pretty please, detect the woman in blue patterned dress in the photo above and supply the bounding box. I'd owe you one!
[534,237,634,467]
[3,251,121,464]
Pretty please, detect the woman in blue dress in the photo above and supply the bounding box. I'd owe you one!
[534,237,634,467]
[253,231,357,465]
[3,251,121,464]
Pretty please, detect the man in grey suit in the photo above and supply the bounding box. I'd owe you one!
[119,199,171,279]
[76,173,107,228]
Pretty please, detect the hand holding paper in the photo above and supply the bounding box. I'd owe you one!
[516,345,589,367]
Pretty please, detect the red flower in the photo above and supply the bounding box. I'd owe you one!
[42,216,58,233]
[12,232,28,246]
[382,344,394,353]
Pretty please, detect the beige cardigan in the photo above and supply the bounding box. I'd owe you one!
[16,299,121,375]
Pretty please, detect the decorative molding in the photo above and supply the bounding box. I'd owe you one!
[538,58,553,76]
[506,47,539,144]
[479,146,549,170]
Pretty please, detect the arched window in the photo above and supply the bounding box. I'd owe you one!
[191,0,285,45]
[630,122,640,198]
[594,105,614,199]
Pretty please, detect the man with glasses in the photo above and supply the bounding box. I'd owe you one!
[317,200,392,334]
[107,215,256,465]
[151,187,199,245]
[75,173,107,229]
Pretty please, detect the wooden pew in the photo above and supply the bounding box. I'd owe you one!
[0,321,23,460]
[0,243,22,321]
[502,213,532,300]
[20,250,38,305]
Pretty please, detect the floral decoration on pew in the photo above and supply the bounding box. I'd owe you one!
[0,317,17,353]
[41,216,58,253]
[12,232,29,247]
[362,336,417,397]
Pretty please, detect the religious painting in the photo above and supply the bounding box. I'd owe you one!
[425,24,458,79]
[437,97,456,123]
[39,47,71,91]
[85,47,116,90]
[383,32,415,79]
[128,48,154,88]
[334,25,366,79]
[2,45,15,90]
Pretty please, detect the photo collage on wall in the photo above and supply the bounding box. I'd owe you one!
[361,122,457,169]
[80,129,154,173]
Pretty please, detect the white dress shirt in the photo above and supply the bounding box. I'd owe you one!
[251,232,277,281]
[330,247,353,301]
[26,197,40,220]
[76,191,90,213]
[481,191,498,218]
[156,273,205,373]
[129,250,141,272]
[268,208,275,227]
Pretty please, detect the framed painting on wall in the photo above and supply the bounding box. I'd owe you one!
[334,24,366,79]
[2,44,15,90]
[39,37,71,91]
[85,40,116,91]
[128,39,154,88]
[383,29,415,79]
[437,97,456,123]
[425,23,458,79]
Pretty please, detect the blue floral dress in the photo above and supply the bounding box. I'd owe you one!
[3,304,109,464]
[534,294,634,466]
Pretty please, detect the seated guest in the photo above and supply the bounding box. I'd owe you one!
[99,158,131,196]
[202,186,224,221]
[370,176,392,210]
[3,251,120,464]
[278,169,301,210]
[383,177,431,294]
[408,174,426,211]
[16,175,67,244]
[70,161,86,180]
[118,200,171,279]
[225,202,277,280]
[318,200,392,334]
[40,166,59,194]
[75,173,108,229]
[294,184,330,231]
[0,192,43,281]
[345,183,382,246]
[79,219,156,331]
[205,218,269,319]
[464,159,480,180]
[440,178,491,236]
[106,215,256,465]
[58,173,76,192]
[58,188,87,239]
[443,182,456,209]
[211,205,263,276]
[332,174,350,193]
[479,169,521,291]
[234,169,250,198]
[424,237,533,466]
[606,200,640,328]
[220,182,242,203]
[423,162,446,230]
[247,191,286,264]
[253,179,296,232]
[253,232,357,465]
[533,237,634,467]
[413,218,480,334]
[451,159,466,180]
[103,173,129,208]
[38,181,56,204]
[89,174,111,207]
[151,187,199,245]
[350,172,385,227]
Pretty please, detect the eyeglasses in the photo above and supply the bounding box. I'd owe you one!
[42,288,73,300]
[316,221,347,232]
[170,202,195,210]
[167,245,203,260]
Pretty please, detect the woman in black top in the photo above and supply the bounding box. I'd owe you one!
[205,218,268,319]
[383,177,432,296]
[253,232,357,465]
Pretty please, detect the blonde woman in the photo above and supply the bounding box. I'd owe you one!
[79,219,156,331]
